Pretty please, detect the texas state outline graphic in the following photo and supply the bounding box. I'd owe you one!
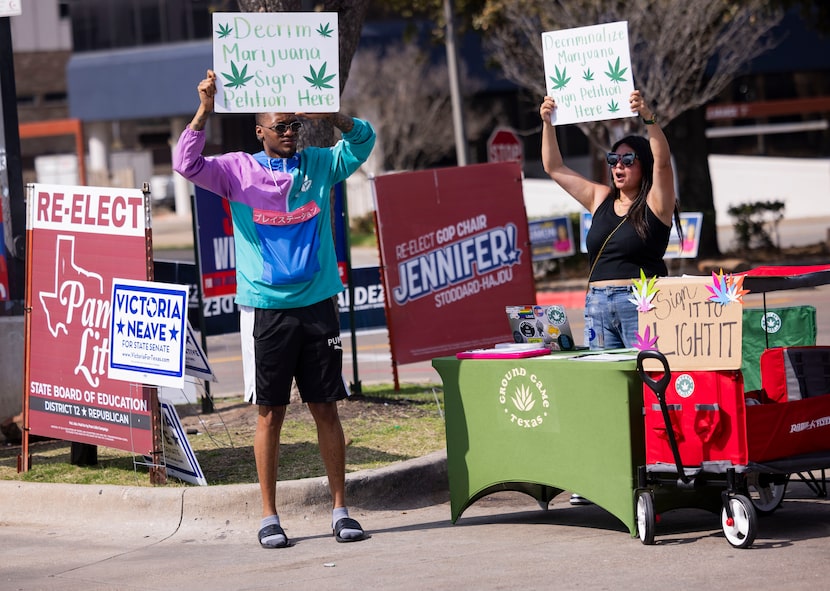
[39,235,105,338]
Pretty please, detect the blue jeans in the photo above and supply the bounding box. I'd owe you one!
[584,286,638,350]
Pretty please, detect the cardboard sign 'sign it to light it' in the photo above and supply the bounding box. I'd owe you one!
[542,21,635,126]
[637,276,745,371]
[212,11,340,113]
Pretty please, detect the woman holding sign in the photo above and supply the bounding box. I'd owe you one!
[540,90,681,350]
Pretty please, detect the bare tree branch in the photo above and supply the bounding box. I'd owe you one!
[341,43,494,171]
[236,0,371,147]
[481,0,784,152]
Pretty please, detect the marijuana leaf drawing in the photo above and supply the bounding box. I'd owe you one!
[221,61,253,89]
[629,269,658,312]
[605,57,628,83]
[608,99,620,113]
[582,68,594,82]
[304,62,336,90]
[706,269,750,305]
[549,66,571,91]
[634,325,659,351]
[511,384,536,412]
[216,23,232,38]
[316,22,333,38]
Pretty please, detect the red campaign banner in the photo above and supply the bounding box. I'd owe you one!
[25,184,155,454]
[193,187,237,298]
[373,162,536,365]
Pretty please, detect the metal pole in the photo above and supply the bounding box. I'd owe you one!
[0,16,26,304]
[341,183,361,395]
[443,0,469,166]
[190,192,214,413]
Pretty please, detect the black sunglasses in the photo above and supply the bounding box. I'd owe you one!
[606,152,637,167]
[267,121,303,135]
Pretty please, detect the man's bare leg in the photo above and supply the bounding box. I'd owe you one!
[308,401,367,541]
[255,404,288,547]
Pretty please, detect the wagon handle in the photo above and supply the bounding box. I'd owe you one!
[636,349,691,485]
[636,349,671,395]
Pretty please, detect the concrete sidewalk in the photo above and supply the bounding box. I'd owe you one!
[0,450,449,531]
[3,457,830,589]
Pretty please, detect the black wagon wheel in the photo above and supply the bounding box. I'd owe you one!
[721,494,758,549]
[636,491,656,545]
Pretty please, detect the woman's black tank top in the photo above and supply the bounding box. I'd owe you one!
[586,197,670,281]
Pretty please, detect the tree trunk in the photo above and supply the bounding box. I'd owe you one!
[236,0,370,147]
[665,106,722,259]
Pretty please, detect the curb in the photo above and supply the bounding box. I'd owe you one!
[0,451,448,530]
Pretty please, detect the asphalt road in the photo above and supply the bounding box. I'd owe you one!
[196,282,830,401]
[156,226,830,398]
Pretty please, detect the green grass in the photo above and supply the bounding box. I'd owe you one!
[0,384,445,488]
[349,231,377,248]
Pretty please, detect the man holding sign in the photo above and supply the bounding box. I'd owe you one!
[174,69,375,549]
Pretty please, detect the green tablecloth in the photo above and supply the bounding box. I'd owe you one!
[432,353,645,536]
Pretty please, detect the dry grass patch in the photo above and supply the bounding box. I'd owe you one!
[0,385,445,487]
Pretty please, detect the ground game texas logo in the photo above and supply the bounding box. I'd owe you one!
[761,311,782,334]
[497,366,550,429]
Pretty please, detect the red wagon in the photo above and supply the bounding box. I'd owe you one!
[636,265,830,548]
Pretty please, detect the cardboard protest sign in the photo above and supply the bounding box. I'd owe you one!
[636,274,746,371]
[542,21,635,125]
[212,11,340,113]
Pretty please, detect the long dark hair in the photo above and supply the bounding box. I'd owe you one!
[609,135,682,242]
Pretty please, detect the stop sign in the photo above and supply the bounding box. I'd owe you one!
[487,127,523,164]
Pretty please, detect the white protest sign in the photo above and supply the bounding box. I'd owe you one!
[212,11,340,113]
[108,279,189,389]
[0,1,21,17]
[542,21,635,125]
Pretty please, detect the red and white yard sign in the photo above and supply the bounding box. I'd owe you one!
[373,162,536,365]
[24,184,155,454]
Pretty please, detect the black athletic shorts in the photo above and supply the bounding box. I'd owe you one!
[242,298,348,406]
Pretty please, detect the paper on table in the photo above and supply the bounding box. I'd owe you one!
[571,352,638,361]
[494,342,545,350]
[456,345,551,359]
[542,348,638,361]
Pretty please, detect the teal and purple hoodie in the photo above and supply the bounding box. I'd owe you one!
[173,119,375,309]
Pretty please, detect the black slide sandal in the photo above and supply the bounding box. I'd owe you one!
[333,517,370,543]
[259,523,291,548]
